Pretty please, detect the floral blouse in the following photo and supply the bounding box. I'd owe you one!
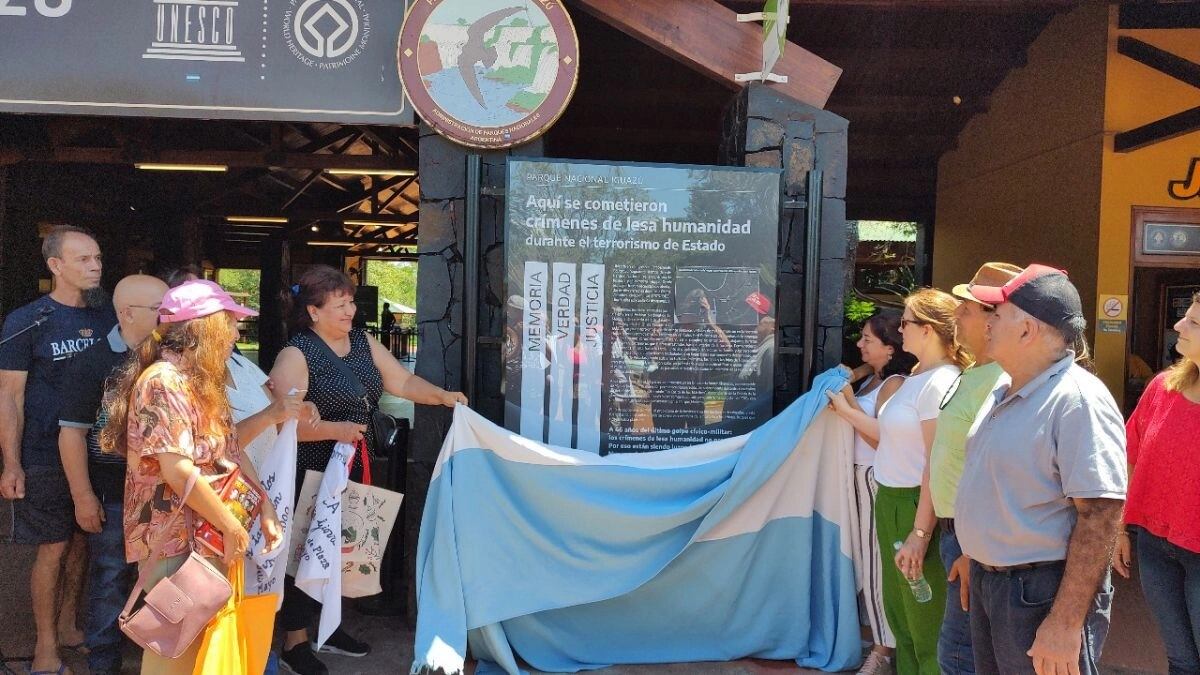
[123,357,240,563]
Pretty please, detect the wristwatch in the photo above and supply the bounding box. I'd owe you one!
[913,528,930,539]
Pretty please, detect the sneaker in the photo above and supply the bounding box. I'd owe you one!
[281,643,329,675]
[312,628,371,657]
[857,651,894,675]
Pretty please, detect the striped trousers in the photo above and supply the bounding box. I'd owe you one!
[854,464,895,649]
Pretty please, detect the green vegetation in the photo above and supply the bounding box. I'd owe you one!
[484,27,556,85]
[844,294,877,342]
[506,90,546,112]
[216,268,261,311]
[366,260,418,322]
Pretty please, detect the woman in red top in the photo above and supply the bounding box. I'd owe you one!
[1115,291,1200,674]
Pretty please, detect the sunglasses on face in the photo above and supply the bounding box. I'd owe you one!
[900,318,927,330]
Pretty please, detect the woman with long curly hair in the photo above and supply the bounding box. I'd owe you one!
[101,280,283,674]
[832,289,970,675]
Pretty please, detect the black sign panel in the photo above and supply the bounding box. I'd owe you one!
[505,158,781,455]
[0,0,412,124]
[1144,222,1200,256]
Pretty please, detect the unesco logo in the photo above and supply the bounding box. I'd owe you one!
[283,0,370,70]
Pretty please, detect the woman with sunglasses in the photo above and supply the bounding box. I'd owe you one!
[834,289,970,674]
[828,309,918,674]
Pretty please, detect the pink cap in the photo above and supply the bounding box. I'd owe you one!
[158,279,258,324]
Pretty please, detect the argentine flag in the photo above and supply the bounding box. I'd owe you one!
[414,368,862,674]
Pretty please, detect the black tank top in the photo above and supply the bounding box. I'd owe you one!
[290,328,383,474]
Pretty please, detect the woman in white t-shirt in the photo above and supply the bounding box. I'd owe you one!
[828,309,919,674]
[833,289,970,675]
[228,353,288,465]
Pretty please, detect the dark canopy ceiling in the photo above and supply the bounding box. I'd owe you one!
[550,0,1070,222]
[0,0,1072,265]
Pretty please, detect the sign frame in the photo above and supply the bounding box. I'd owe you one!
[503,156,782,455]
[0,0,414,125]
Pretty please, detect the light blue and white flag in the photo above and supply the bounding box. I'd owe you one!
[413,368,861,674]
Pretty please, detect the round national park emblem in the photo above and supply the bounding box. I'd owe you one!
[398,0,579,149]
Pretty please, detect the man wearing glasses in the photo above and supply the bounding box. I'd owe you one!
[58,274,168,675]
[929,262,1022,674]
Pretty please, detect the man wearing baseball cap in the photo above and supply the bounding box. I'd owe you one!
[930,262,1022,674]
[955,265,1126,675]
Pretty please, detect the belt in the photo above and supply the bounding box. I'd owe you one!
[939,518,955,535]
[976,560,1064,574]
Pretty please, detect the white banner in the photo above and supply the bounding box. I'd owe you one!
[248,419,298,607]
[548,262,577,447]
[292,442,353,648]
[576,263,606,453]
[521,261,549,441]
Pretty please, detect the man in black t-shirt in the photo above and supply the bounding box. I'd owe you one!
[0,226,115,674]
[58,274,166,675]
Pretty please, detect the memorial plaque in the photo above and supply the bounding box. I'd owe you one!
[505,158,781,454]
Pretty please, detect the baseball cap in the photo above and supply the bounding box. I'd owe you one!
[952,262,1023,307]
[158,279,258,324]
[745,291,772,315]
[968,264,1086,340]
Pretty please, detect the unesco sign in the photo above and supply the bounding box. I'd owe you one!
[0,0,412,124]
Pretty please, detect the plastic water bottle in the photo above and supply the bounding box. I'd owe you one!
[893,541,933,603]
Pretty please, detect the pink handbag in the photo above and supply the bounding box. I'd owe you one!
[119,470,233,659]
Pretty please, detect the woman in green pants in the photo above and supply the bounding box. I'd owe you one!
[867,288,970,674]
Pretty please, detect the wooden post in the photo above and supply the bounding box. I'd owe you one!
[258,237,290,372]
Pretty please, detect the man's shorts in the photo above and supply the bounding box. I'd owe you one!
[8,464,76,545]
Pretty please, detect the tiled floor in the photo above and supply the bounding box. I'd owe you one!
[0,535,1169,674]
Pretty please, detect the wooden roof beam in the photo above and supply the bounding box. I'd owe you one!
[570,0,841,109]
[211,212,417,225]
[721,0,1074,11]
[9,147,415,172]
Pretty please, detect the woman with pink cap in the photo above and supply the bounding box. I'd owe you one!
[100,279,284,674]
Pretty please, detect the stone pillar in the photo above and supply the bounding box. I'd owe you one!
[723,83,850,407]
[257,237,291,372]
[405,124,543,623]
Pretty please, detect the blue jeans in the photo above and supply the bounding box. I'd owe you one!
[85,493,137,674]
[1135,528,1200,674]
[968,561,1112,675]
[938,527,975,674]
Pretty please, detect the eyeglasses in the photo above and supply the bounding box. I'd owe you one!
[126,304,161,312]
[900,318,927,330]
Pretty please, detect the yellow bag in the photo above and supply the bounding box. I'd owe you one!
[193,560,278,675]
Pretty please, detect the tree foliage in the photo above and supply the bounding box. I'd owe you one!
[216,268,261,311]
[366,260,418,319]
